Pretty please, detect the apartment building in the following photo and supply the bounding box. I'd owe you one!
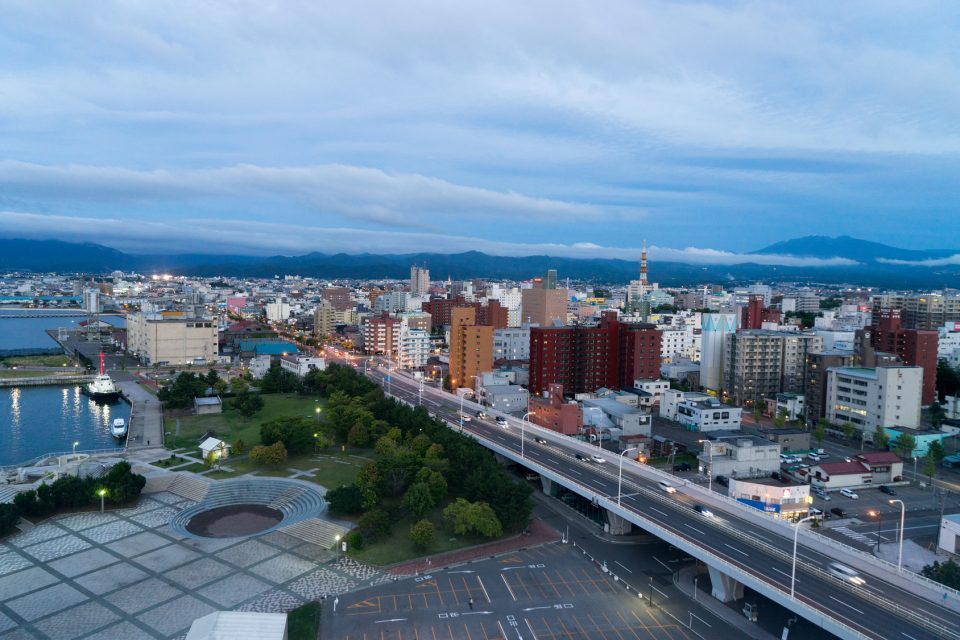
[448,307,493,390]
[313,300,338,337]
[722,330,822,406]
[867,309,938,405]
[493,326,530,362]
[826,366,922,435]
[396,325,430,370]
[871,293,960,330]
[410,265,430,296]
[362,313,400,356]
[804,350,855,424]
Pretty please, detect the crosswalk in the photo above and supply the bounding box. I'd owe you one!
[832,525,877,546]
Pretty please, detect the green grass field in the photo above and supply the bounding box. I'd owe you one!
[165,393,325,450]
[348,501,490,566]
[287,602,321,640]
[204,450,373,485]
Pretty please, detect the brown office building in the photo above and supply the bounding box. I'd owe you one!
[521,275,567,326]
[449,307,493,391]
[322,287,353,312]
[868,309,938,405]
[805,350,855,424]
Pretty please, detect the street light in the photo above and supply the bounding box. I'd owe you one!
[97,488,107,513]
[867,509,883,553]
[790,514,816,599]
[889,499,905,571]
[698,440,714,492]
[618,447,639,505]
[73,441,79,457]
[521,412,535,459]
[315,406,321,422]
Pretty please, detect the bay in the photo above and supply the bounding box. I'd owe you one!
[0,310,125,351]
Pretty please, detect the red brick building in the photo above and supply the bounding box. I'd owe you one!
[529,383,583,435]
[529,311,661,397]
[870,309,938,405]
[421,297,508,330]
[741,294,765,331]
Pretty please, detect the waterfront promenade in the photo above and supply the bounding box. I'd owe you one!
[118,380,163,449]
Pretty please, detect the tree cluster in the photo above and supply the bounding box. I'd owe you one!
[249,441,288,465]
[232,391,264,417]
[259,365,302,394]
[922,559,960,590]
[10,461,146,521]
[157,372,210,409]
[260,416,317,454]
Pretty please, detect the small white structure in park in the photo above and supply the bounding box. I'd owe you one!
[199,437,230,463]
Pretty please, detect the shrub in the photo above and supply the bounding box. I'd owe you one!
[358,508,392,542]
[410,519,434,550]
[346,530,364,550]
[326,484,364,515]
[250,442,288,466]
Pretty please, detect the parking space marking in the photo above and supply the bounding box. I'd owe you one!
[478,576,491,603]
[501,574,518,601]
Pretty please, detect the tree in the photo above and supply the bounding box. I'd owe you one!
[347,422,373,448]
[752,407,762,423]
[921,559,960,590]
[231,377,250,395]
[205,369,220,387]
[402,482,435,520]
[841,422,856,441]
[233,391,264,417]
[443,498,503,538]
[212,379,228,397]
[873,426,890,449]
[410,519,435,550]
[260,416,315,454]
[416,468,448,504]
[924,455,937,486]
[157,372,208,409]
[937,358,960,402]
[326,484,364,515]
[260,365,302,394]
[232,439,248,455]
[358,508,392,542]
[0,503,19,536]
[250,442,288,465]
[928,440,947,466]
[813,423,826,447]
[895,433,917,459]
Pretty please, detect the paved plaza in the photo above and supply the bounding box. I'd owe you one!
[0,489,389,639]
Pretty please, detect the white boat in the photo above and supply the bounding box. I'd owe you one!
[111,418,128,438]
[85,352,121,401]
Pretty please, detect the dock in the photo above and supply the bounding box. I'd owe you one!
[0,375,94,388]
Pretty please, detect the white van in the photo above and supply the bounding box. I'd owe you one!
[840,488,859,499]
[807,453,821,462]
[658,480,677,494]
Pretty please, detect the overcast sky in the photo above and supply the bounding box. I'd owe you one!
[1,1,958,265]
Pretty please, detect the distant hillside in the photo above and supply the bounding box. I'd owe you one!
[753,235,959,263]
[1,237,959,288]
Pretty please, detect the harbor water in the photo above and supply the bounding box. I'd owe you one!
[0,384,129,466]
[0,310,125,353]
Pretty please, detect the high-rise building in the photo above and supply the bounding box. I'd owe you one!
[410,265,430,296]
[322,287,353,312]
[722,330,823,406]
[740,294,765,331]
[870,293,960,330]
[805,350,855,424]
[826,366,923,435]
[396,325,430,370]
[313,301,338,337]
[700,313,738,391]
[362,313,400,356]
[521,271,567,326]
[618,322,662,388]
[449,307,493,391]
[867,309,938,405]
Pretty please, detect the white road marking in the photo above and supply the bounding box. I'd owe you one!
[501,574,517,601]
[477,576,491,603]
[828,595,864,615]
[772,567,795,582]
[569,469,582,476]
[614,561,633,574]
[684,524,706,535]
[649,507,669,517]
[724,544,749,557]
[526,618,540,640]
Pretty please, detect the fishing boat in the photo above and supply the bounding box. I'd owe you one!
[111,418,128,439]
[85,352,121,401]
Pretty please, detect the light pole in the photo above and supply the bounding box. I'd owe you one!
[699,440,714,492]
[73,441,79,457]
[459,391,474,432]
[315,405,321,422]
[868,509,882,553]
[890,499,905,571]
[97,488,107,513]
[618,447,638,505]
[335,534,342,557]
[521,412,535,459]
[790,515,816,598]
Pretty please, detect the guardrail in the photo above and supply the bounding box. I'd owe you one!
[0,447,127,474]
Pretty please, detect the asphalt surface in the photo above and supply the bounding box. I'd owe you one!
[322,545,702,640]
[329,350,960,640]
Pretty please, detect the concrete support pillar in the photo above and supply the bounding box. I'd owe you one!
[605,510,632,535]
[493,453,509,465]
[540,477,553,495]
[707,565,744,602]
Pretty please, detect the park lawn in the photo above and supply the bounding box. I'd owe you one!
[0,354,73,367]
[165,393,325,449]
[348,501,492,567]
[201,450,374,487]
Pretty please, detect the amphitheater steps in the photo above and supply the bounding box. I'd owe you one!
[267,487,304,511]
[167,474,210,502]
[282,518,351,548]
[0,486,20,504]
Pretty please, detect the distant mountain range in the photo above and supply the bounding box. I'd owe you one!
[1,236,959,288]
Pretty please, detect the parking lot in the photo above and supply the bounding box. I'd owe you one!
[322,545,697,640]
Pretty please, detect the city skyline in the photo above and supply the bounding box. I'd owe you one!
[1,2,959,262]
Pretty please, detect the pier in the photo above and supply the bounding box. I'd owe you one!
[0,374,94,388]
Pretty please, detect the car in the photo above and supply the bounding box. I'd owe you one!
[771,471,782,481]
[658,480,678,494]
[534,437,548,445]
[879,485,896,496]
[827,562,865,586]
[575,453,587,461]
[591,454,607,464]
[693,505,714,517]
[476,411,487,419]
[715,475,729,487]
[460,414,472,422]
[495,416,508,427]
[816,448,825,455]
[840,488,859,499]
[830,507,846,518]
[809,507,824,519]
[807,453,821,462]
[673,462,691,472]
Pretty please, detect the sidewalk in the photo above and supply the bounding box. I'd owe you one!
[384,517,562,576]
[676,565,778,640]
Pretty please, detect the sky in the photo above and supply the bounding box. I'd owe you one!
[1,1,959,266]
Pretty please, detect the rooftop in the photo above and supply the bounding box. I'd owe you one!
[815,460,869,475]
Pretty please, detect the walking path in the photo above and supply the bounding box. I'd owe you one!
[117,381,163,449]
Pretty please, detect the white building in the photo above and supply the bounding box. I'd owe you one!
[814,329,856,351]
[264,300,290,322]
[659,389,710,421]
[493,327,531,361]
[826,366,923,436]
[279,355,326,377]
[373,290,408,314]
[660,326,700,363]
[728,477,810,520]
[699,434,780,480]
[410,265,430,296]
[938,513,960,556]
[582,398,651,437]
[633,379,670,407]
[396,325,430,370]
[677,397,743,432]
[127,313,218,366]
[938,321,960,368]
[700,313,737,391]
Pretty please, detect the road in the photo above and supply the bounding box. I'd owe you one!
[328,350,960,640]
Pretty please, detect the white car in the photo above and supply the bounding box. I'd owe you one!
[828,562,865,586]
[840,488,859,499]
[658,480,677,494]
[591,454,606,464]
[495,416,508,427]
